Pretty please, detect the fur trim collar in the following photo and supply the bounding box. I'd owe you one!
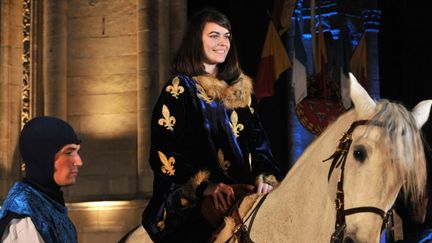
[192,73,253,109]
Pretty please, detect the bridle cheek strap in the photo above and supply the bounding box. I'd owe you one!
[325,120,392,243]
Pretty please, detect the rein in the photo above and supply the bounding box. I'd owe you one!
[323,120,393,243]
[222,119,395,243]
[223,193,269,243]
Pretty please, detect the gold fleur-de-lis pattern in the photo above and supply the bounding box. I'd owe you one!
[157,208,167,231]
[180,197,189,206]
[248,153,252,171]
[248,97,255,114]
[229,110,244,138]
[158,151,175,176]
[165,76,184,99]
[217,149,231,170]
[158,105,176,131]
[196,84,213,104]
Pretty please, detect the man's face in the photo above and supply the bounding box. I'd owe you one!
[53,144,83,186]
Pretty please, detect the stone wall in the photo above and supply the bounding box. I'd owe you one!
[68,199,148,242]
[0,0,186,241]
[65,0,140,202]
[0,0,24,198]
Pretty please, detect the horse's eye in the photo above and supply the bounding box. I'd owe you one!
[353,145,367,162]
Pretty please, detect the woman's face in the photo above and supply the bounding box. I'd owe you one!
[201,22,231,66]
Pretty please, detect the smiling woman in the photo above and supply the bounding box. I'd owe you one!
[201,22,231,73]
[140,8,281,243]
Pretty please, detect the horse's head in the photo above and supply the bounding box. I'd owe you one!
[330,73,432,243]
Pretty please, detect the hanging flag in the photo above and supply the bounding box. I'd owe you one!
[314,17,328,98]
[339,27,352,108]
[310,0,317,73]
[271,0,285,31]
[272,0,297,35]
[350,33,367,87]
[314,18,328,74]
[255,19,291,101]
[292,15,308,105]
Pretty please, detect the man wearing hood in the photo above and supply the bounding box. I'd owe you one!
[0,116,83,242]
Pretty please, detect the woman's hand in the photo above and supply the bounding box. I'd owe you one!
[255,182,273,194]
[203,183,234,211]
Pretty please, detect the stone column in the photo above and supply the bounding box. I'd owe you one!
[0,0,12,198]
[137,0,159,195]
[157,0,169,89]
[42,0,67,119]
[363,3,381,100]
[169,0,186,63]
[0,0,24,199]
[137,0,187,195]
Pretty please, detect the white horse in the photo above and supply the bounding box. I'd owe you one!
[122,73,432,243]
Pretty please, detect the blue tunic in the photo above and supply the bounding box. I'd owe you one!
[0,182,77,243]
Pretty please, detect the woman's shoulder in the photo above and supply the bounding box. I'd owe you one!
[168,73,194,84]
[163,73,197,91]
[158,73,197,101]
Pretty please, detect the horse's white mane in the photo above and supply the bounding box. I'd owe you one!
[365,99,426,204]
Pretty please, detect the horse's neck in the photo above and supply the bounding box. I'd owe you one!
[250,112,355,242]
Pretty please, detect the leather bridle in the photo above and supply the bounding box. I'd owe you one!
[323,120,394,243]
[224,120,396,243]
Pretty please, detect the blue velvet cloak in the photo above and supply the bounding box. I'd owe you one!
[142,73,281,242]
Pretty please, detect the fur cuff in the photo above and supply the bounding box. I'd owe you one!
[180,170,210,206]
[255,174,279,188]
[191,170,210,191]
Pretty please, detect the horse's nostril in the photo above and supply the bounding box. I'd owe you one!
[343,237,355,243]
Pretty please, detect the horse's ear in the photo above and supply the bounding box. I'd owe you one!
[349,72,376,116]
[412,100,432,128]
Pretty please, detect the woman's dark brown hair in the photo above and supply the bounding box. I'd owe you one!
[171,8,241,83]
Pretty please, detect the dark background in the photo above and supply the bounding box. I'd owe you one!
[189,0,431,108]
[188,0,432,170]
[378,1,432,172]
[188,0,432,234]
[378,1,431,109]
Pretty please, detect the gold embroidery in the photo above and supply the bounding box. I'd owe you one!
[158,105,176,131]
[180,197,189,206]
[157,208,167,231]
[217,149,231,170]
[248,97,254,114]
[158,151,175,176]
[165,77,184,99]
[196,84,213,104]
[230,111,244,138]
